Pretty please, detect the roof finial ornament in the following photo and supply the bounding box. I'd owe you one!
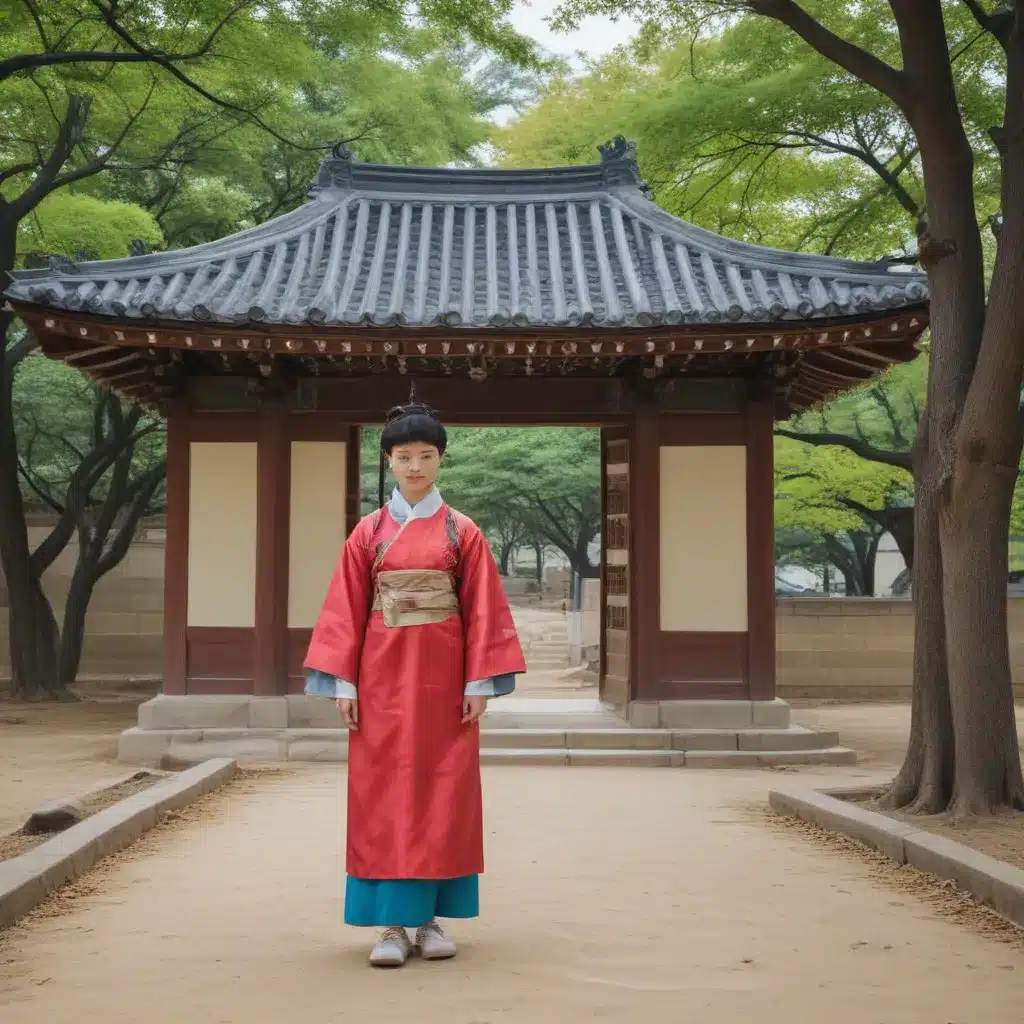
[309,140,355,196]
[597,136,650,196]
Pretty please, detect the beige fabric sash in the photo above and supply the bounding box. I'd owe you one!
[372,569,459,628]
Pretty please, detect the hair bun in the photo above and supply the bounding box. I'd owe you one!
[384,402,439,425]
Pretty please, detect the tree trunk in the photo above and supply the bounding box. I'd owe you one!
[942,450,1024,814]
[59,558,96,685]
[534,541,543,589]
[886,505,915,572]
[0,224,63,699]
[499,539,515,576]
[881,434,954,812]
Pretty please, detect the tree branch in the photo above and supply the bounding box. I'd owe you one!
[775,427,914,471]
[1,0,258,81]
[86,0,329,152]
[9,95,91,219]
[748,0,911,108]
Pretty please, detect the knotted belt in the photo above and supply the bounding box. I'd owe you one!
[372,569,460,628]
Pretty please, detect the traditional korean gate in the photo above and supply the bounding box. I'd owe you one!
[599,427,631,710]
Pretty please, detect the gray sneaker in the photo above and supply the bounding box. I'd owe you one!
[415,921,457,961]
[369,927,412,967]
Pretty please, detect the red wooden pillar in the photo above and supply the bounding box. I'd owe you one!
[630,403,662,701]
[345,424,362,536]
[253,392,291,696]
[162,400,190,695]
[745,380,776,701]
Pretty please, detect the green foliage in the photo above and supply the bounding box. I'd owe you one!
[1,1,543,249]
[11,354,165,510]
[501,3,1002,257]
[18,192,163,260]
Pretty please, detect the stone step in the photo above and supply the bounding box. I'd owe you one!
[119,725,852,767]
[480,747,857,767]
[479,727,841,752]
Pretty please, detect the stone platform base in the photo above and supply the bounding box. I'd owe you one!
[118,695,855,767]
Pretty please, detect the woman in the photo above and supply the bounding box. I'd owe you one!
[304,403,526,968]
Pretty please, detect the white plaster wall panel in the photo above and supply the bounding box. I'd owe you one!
[187,442,258,627]
[660,445,748,632]
[287,441,347,629]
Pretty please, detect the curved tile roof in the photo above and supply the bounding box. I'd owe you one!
[6,138,928,330]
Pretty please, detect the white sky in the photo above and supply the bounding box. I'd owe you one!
[506,0,638,63]
[485,0,638,135]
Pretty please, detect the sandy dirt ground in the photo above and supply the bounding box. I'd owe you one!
[0,697,144,836]
[2,764,1024,1023]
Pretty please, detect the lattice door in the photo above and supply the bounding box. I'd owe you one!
[600,428,631,710]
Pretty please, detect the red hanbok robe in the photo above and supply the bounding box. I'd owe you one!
[304,503,525,880]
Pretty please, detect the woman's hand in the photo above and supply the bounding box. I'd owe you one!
[462,694,487,725]
[336,697,359,730]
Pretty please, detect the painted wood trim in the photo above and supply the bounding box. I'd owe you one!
[659,631,748,689]
[658,412,745,446]
[186,626,254,691]
[253,395,292,695]
[187,411,261,442]
[745,383,777,701]
[162,401,189,695]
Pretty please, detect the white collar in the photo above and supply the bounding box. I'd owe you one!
[389,486,442,524]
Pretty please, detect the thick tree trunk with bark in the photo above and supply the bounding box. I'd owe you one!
[881,15,1024,816]
[881,429,954,812]
[59,560,96,686]
[0,225,64,699]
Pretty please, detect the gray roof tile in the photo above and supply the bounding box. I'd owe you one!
[6,138,928,329]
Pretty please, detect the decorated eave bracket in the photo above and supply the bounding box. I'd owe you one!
[17,307,927,362]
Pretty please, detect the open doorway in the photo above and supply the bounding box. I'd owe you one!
[358,424,612,701]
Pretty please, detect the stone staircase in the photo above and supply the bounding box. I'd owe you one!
[118,695,856,767]
[513,606,571,672]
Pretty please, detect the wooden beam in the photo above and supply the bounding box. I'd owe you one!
[745,382,776,702]
[253,392,291,696]
[162,401,189,695]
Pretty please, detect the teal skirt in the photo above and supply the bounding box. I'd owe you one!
[344,875,479,928]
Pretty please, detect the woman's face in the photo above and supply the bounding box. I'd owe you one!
[389,442,442,502]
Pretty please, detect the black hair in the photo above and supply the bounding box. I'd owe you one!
[377,403,448,508]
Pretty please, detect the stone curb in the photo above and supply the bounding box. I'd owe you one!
[768,786,1024,929]
[0,758,237,931]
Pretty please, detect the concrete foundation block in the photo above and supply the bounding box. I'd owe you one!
[671,730,739,751]
[565,729,672,750]
[679,750,761,768]
[287,735,348,761]
[138,694,251,730]
[757,747,856,766]
[171,733,286,761]
[117,727,172,766]
[751,698,792,728]
[626,701,660,728]
[481,729,567,749]
[286,694,343,729]
[657,701,754,730]
[249,697,288,729]
[567,750,673,767]
[736,727,840,751]
[480,749,568,766]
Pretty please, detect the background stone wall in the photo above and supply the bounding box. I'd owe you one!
[5,532,1024,698]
